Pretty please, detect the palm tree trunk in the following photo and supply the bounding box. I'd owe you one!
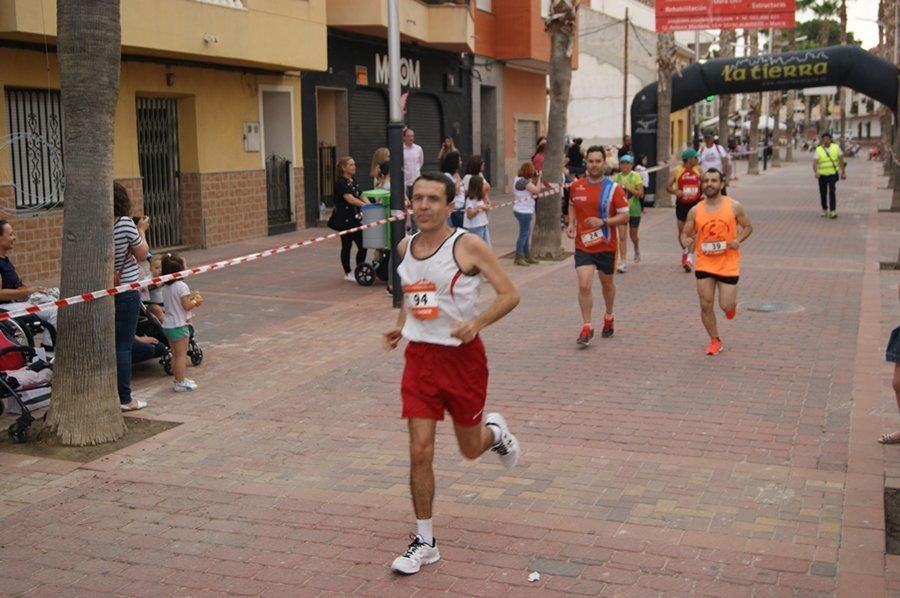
[718,30,736,148]
[818,19,829,134]
[748,30,761,175]
[533,0,577,258]
[771,30,781,167]
[655,32,676,207]
[45,0,126,445]
[838,0,847,142]
[785,28,796,161]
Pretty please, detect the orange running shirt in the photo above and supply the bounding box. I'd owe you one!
[694,196,740,277]
[675,165,702,205]
[569,178,629,254]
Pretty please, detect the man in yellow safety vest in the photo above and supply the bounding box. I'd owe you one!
[812,132,846,219]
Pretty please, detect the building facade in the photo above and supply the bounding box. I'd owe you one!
[472,0,567,192]
[299,0,474,222]
[0,0,327,282]
[569,0,703,155]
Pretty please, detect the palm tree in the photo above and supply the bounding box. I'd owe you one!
[656,31,677,206]
[797,0,840,133]
[717,30,736,148]
[45,0,126,445]
[784,27,797,161]
[532,0,578,259]
[747,29,761,175]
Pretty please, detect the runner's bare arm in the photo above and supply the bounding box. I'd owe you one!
[666,171,681,198]
[450,235,520,343]
[679,207,697,249]
[566,200,577,238]
[383,237,411,350]
[730,200,753,249]
[633,182,645,198]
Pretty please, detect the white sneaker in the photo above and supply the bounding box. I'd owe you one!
[173,379,198,392]
[617,260,627,273]
[485,412,520,469]
[391,535,440,575]
[343,272,356,282]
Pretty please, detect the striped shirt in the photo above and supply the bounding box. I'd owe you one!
[114,217,142,284]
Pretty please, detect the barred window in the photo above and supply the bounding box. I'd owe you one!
[5,88,65,211]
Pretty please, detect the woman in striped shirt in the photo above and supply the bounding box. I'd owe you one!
[113,183,150,411]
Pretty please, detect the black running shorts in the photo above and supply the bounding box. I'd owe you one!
[574,250,616,275]
[628,216,641,229]
[695,270,739,285]
[675,201,697,222]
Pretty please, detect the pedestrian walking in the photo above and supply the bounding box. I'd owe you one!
[698,133,732,189]
[813,132,846,219]
[567,137,585,178]
[403,128,424,234]
[679,168,753,355]
[567,146,630,345]
[383,173,520,575]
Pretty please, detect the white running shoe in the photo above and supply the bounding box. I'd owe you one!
[343,272,356,282]
[173,379,198,392]
[617,260,627,273]
[485,412,520,469]
[391,535,440,575]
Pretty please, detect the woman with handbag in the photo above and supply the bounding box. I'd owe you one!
[113,183,150,411]
[330,156,368,282]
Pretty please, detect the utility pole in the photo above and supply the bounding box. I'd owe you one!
[622,9,629,140]
[387,0,405,308]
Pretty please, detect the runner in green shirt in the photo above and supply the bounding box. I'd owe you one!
[613,154,644,272]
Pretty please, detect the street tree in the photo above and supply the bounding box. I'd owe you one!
[532,0,579,259]
[797,0,839,132]
[655,31,677,206]
[747,29,761,175]
[784,26,797,162]
[717,29,736,149]
[45,0,126,445]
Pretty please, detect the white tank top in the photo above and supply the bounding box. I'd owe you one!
[398,228,481,347]
[512,177,535,214]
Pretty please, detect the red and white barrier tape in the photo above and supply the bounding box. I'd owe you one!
[0,213,407,321]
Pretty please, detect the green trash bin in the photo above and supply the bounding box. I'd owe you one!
[361,188,393,250]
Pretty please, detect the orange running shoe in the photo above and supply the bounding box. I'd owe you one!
[577,324,594,346]
[725,307,737,320]
[705,338,723,355]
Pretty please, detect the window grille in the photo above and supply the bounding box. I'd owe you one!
[5,88,65,211]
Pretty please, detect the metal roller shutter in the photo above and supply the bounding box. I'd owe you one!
[406,94,443,173]
[516,119,539,163]
[350,89,388,190]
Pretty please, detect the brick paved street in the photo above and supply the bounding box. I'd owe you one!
[0,158,897,597]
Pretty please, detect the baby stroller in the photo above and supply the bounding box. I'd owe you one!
[0,318,53,443]
[135,302,203,376]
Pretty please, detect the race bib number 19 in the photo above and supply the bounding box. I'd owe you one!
[404,280,439,320]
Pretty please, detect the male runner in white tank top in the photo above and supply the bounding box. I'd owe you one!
[383,172,521,575]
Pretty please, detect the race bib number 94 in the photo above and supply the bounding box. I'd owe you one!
[404,280,439,320]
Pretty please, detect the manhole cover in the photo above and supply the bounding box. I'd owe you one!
[742,301,804,313]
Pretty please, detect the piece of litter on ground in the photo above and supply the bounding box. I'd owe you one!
[528,571,541,582]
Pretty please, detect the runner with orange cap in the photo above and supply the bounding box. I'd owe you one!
[679,168,753,355]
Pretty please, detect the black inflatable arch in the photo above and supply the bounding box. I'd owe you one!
[630,45,898,171]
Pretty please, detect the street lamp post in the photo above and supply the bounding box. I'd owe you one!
[387,0,405,308]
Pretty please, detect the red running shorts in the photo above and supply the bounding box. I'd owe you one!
[401,336,488,427]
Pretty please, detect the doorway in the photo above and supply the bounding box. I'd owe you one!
[315,88,349,223]
[260,88,295,235]
[136,97,182,248]
[479,86,498,185]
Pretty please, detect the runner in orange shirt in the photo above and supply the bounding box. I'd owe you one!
[680,168,753,355]
[567,146,630,345]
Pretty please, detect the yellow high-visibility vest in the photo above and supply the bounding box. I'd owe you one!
[816,144,840,176]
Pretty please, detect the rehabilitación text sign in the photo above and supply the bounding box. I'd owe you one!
[656,0,796,32]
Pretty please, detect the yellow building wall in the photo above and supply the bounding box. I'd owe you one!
[670,108,690,156]
[0,47,303,183]
[0,0,327,72]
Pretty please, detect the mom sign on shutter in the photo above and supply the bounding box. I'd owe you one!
[375,53,421,89]
[655,0,795,32]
